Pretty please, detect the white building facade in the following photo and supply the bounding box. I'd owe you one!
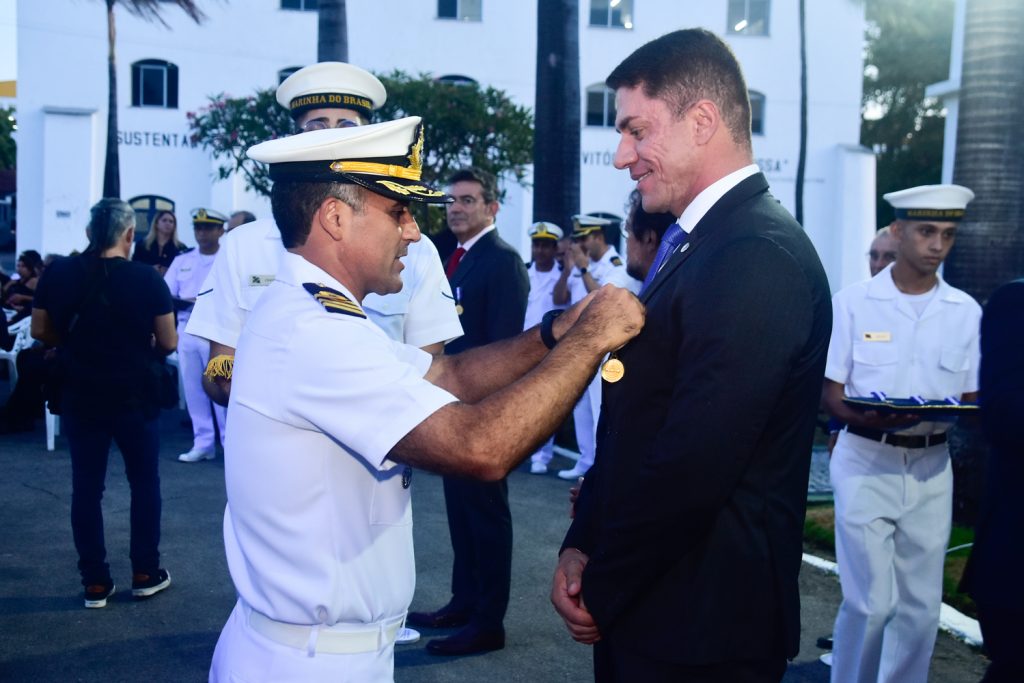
[15,0,873,291]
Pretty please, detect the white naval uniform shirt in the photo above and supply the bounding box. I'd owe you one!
[566,245,636,303]
[825,264,981,435]
[524,263,567,330]
[163,248,215,327]
[223,252,458,627]
[186,217,463,347]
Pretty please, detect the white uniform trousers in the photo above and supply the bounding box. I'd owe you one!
[530,436,556,466]
[570,369,602,471]
[829,432,952,683]
[178,327,226,452]
[210,600,396,683]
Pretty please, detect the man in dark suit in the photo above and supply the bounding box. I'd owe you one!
[551,29,832,682]
[409,168,529,655]
[965,279,1024,683]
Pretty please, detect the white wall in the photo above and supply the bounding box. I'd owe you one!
[16,0,867,282]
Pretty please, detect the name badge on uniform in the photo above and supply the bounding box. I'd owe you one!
[249,274,275,287]
[863,331,891,342]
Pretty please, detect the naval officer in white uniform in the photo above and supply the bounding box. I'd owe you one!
[208,117,646,682]
[523,221,569,474]
[553,215,637,480]
[822,184,980,683]
[164,208,227,462]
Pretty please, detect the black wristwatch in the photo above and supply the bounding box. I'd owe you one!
[578,266,588,276]
[540,309,564,349]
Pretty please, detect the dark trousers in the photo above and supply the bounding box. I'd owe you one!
[978,602,1024,682]
[65,408,162,586]
[594,638,787,683]
[442,475,512,631]
[2,347,49,426]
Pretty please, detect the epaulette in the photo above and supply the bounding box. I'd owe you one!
[610,256,623,266]
[302,282,367,319]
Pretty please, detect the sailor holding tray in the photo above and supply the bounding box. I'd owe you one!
[821,184,981,683]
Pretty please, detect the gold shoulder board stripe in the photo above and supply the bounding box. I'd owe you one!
[302,282,367,319]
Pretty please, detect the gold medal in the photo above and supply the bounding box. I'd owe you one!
[601,357,625,383]
[455,304,464,315]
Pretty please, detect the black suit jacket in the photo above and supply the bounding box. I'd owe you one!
[563,173,832,664]
[965,280,1024,614]
[445,229,529,353]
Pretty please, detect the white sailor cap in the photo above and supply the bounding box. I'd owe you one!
[246,116,452,204]
[190,207,228,226]
[275,62,387,121]
[571,214,613,238]
[883,184,975,222]
[529,222,564,241]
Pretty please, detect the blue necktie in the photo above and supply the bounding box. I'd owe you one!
[639,223,687,295]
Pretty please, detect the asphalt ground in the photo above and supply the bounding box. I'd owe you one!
[0,405,991,682]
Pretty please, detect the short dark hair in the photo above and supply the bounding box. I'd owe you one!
[17,249,44,276]
[448,167,498,203]
[626,190,675,243]
[607,28,752,150]
[231,210,256,226]
[271,182,365,248]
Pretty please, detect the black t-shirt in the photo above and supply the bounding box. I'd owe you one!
[133,240,187,270]
[34,254,173,415]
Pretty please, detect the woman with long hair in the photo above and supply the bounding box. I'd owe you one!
[31,198,178,608]
[133,210,186,275]
[3,249,45,323]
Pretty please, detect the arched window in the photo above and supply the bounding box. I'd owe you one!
[278,67,302,85]
[131,59,179,108]
[435,74,478,86]
[749,90,765,135]
[585,84,616,127]
[128,195,175,243]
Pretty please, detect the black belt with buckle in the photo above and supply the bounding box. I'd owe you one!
[846,426,948,449]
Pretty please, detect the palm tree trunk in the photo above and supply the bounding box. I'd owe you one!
[102,0,120,198]
[318,0,348,63]
[946,0,1024,304]
[533,0,580,229]
[794,0,807,225]
[945,0,1024,525]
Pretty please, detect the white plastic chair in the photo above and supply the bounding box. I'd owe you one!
[0,317,33,387]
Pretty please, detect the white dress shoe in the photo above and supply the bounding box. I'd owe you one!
[178,448,215,463]
[530,462,548,474]
[396,627,420,644]
[557,464,590,480]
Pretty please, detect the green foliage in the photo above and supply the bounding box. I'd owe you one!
[862,0,955,227]
[187,89,295,197]
[187,72,534,236]
[0,107,15,170]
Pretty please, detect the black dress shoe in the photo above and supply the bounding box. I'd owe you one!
[406,604,471,629]
[425,625,505,656]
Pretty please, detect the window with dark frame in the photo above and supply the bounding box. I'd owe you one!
[589,0,633,29]
[130,59,179,108]
[280,0,318,10]
[585,84,617,127]
[749,90,765,135]
[727,0,770,36]
[278,67,301,85]
[438,0,482,21]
